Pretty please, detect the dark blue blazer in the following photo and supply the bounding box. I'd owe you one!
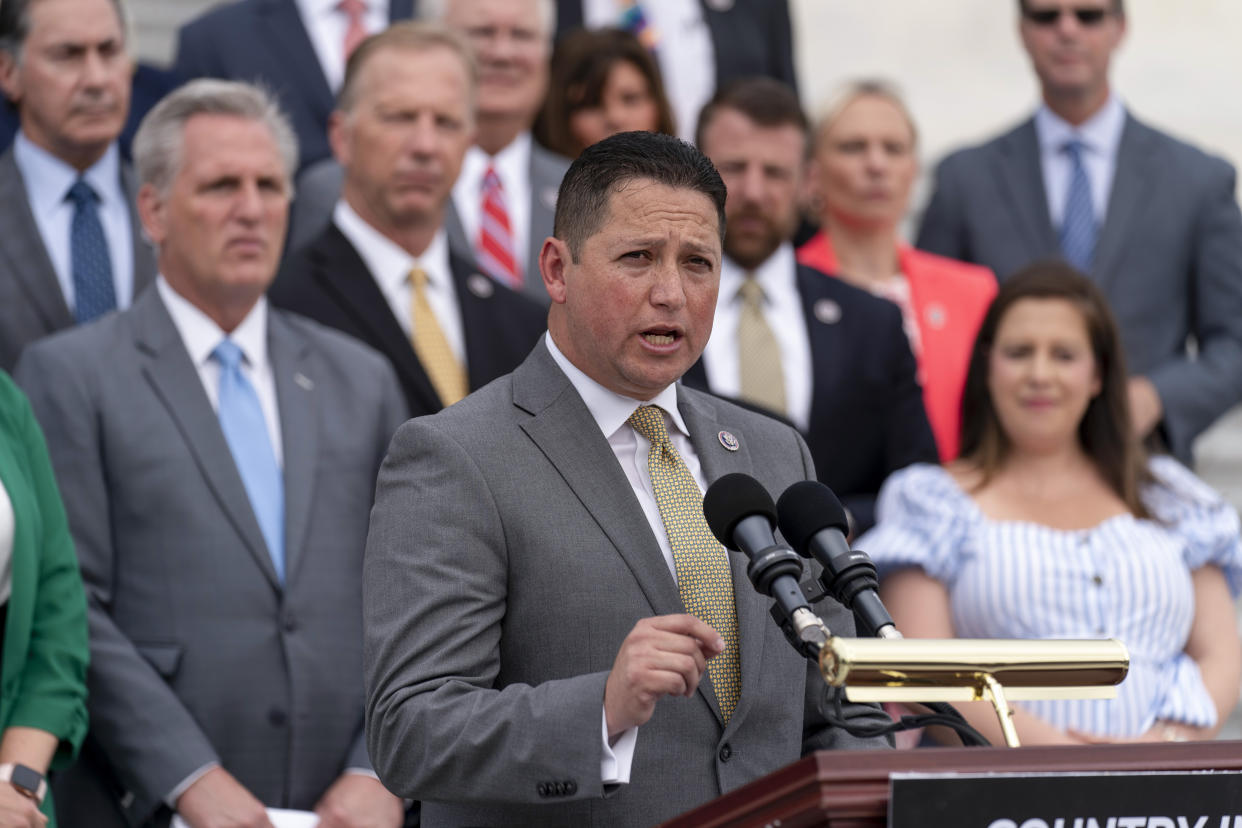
[685,264,937,532]
[174,0,417,171]
[270,222,547,418]
[554,0,797,93]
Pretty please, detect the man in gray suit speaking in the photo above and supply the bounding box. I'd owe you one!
[16,80,407,827]
[363,131,889,828]
[916,0,1242,464]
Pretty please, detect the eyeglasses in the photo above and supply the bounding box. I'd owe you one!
[1023,6,1113,26]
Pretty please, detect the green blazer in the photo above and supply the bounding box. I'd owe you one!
[0,371,88,825]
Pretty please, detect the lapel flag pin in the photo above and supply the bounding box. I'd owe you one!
[467,273,495,298]
[814,298,842,325]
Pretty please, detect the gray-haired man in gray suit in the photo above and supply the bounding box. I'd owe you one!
[917,0,1242,464]
[16,80,407,827]
[364,131,889,828]
[0,0,156,371]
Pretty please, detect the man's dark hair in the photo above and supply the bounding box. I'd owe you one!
[1017,0,1124,16]
[553,130,726,261]
[694,76,809,154]
[0,0,128,61]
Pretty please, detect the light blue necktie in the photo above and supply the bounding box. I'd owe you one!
[1059,139,1097,271]
[213,340,285,582]
[66,177,118,323]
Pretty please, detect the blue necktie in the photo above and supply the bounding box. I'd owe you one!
[1059,139,1097,271]
[66,178,117,323]
[213,340,285,582]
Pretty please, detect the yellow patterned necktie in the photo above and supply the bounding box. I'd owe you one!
[737,275,786,416]
[409,266,468,406]
[627,405,741,721]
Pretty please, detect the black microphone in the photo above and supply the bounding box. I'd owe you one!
[776,481,901,640]
[702,473,830,659]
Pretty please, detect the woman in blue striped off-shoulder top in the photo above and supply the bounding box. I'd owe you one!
[858,262,1242,745]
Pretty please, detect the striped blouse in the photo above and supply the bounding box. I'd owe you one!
[857,457,1242,738]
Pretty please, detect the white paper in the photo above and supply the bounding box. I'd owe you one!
[173,809,318,828]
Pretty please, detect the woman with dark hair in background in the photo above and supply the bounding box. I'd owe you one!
[798,80,996,460]
[534,27,675,159]
[858,262,1242,746]
[0,371,88,826]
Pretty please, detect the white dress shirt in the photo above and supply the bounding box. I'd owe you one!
[581,0,715,142]
[546,332,713,786]
[156,278,283,465]
[452,133,533,279]
[332,200,466,365]
[1034,94,1127,229]
[14,133,135,314]
[700,244,813,431]
[295,0,387,91]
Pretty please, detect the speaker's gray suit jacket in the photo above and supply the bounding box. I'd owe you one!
[288,141,570,305]
[363,340,890,828]
[0,146,156,372]
[916,112,1242,462]
[14,287,407,826]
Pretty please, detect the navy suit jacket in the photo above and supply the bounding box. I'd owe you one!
[174,0,417,171]
[917,112,1242,462]
[270,222,548,418]
[685,264,937,532]
[554,0,797,93]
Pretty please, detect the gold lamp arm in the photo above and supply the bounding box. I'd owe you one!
[818,637,1130,748]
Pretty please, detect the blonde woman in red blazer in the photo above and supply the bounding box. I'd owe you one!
[798,81,996,460]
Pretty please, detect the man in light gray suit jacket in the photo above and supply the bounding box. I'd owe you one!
[0,0,156,372]
[16,81,408,827]
[916,0,1242,464]
[364,131,889,828]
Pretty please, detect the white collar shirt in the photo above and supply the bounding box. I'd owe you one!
[701,243,812,432]
[581,0,714,143]
[295,0,387,91]
[156,277,283,465]
[1034,94,1127,229]
[452,133,533,280]
[14,133,135,313]
[332,199,465,365]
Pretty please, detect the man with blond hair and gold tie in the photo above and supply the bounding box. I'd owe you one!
[271,21,545,417]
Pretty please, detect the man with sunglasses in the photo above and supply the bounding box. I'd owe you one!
[917,0,1242,467]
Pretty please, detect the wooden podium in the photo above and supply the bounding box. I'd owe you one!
[658,740,1242,828]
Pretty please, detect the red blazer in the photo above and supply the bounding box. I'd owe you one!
[797,232,997,460]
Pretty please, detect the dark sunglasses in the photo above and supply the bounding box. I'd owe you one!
[1023,7,1113,26]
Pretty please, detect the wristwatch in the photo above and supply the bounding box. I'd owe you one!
[0,763,46,805]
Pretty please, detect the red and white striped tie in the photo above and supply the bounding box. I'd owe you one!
[477,165,521,289]
[338,0,368,59]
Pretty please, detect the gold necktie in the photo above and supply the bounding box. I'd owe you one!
[627,405,741,721]
[409,267,467,406]
[737,276,786,415]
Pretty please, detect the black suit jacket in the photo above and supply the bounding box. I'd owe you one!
[270,222,547,418]
[685,265,937,532]
[555,0,797,93]
[174,0,417,171]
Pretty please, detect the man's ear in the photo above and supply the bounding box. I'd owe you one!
[0,52,21,106]
[328,109,349,167]
[136,183,167,248]
[540,237,572,305]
